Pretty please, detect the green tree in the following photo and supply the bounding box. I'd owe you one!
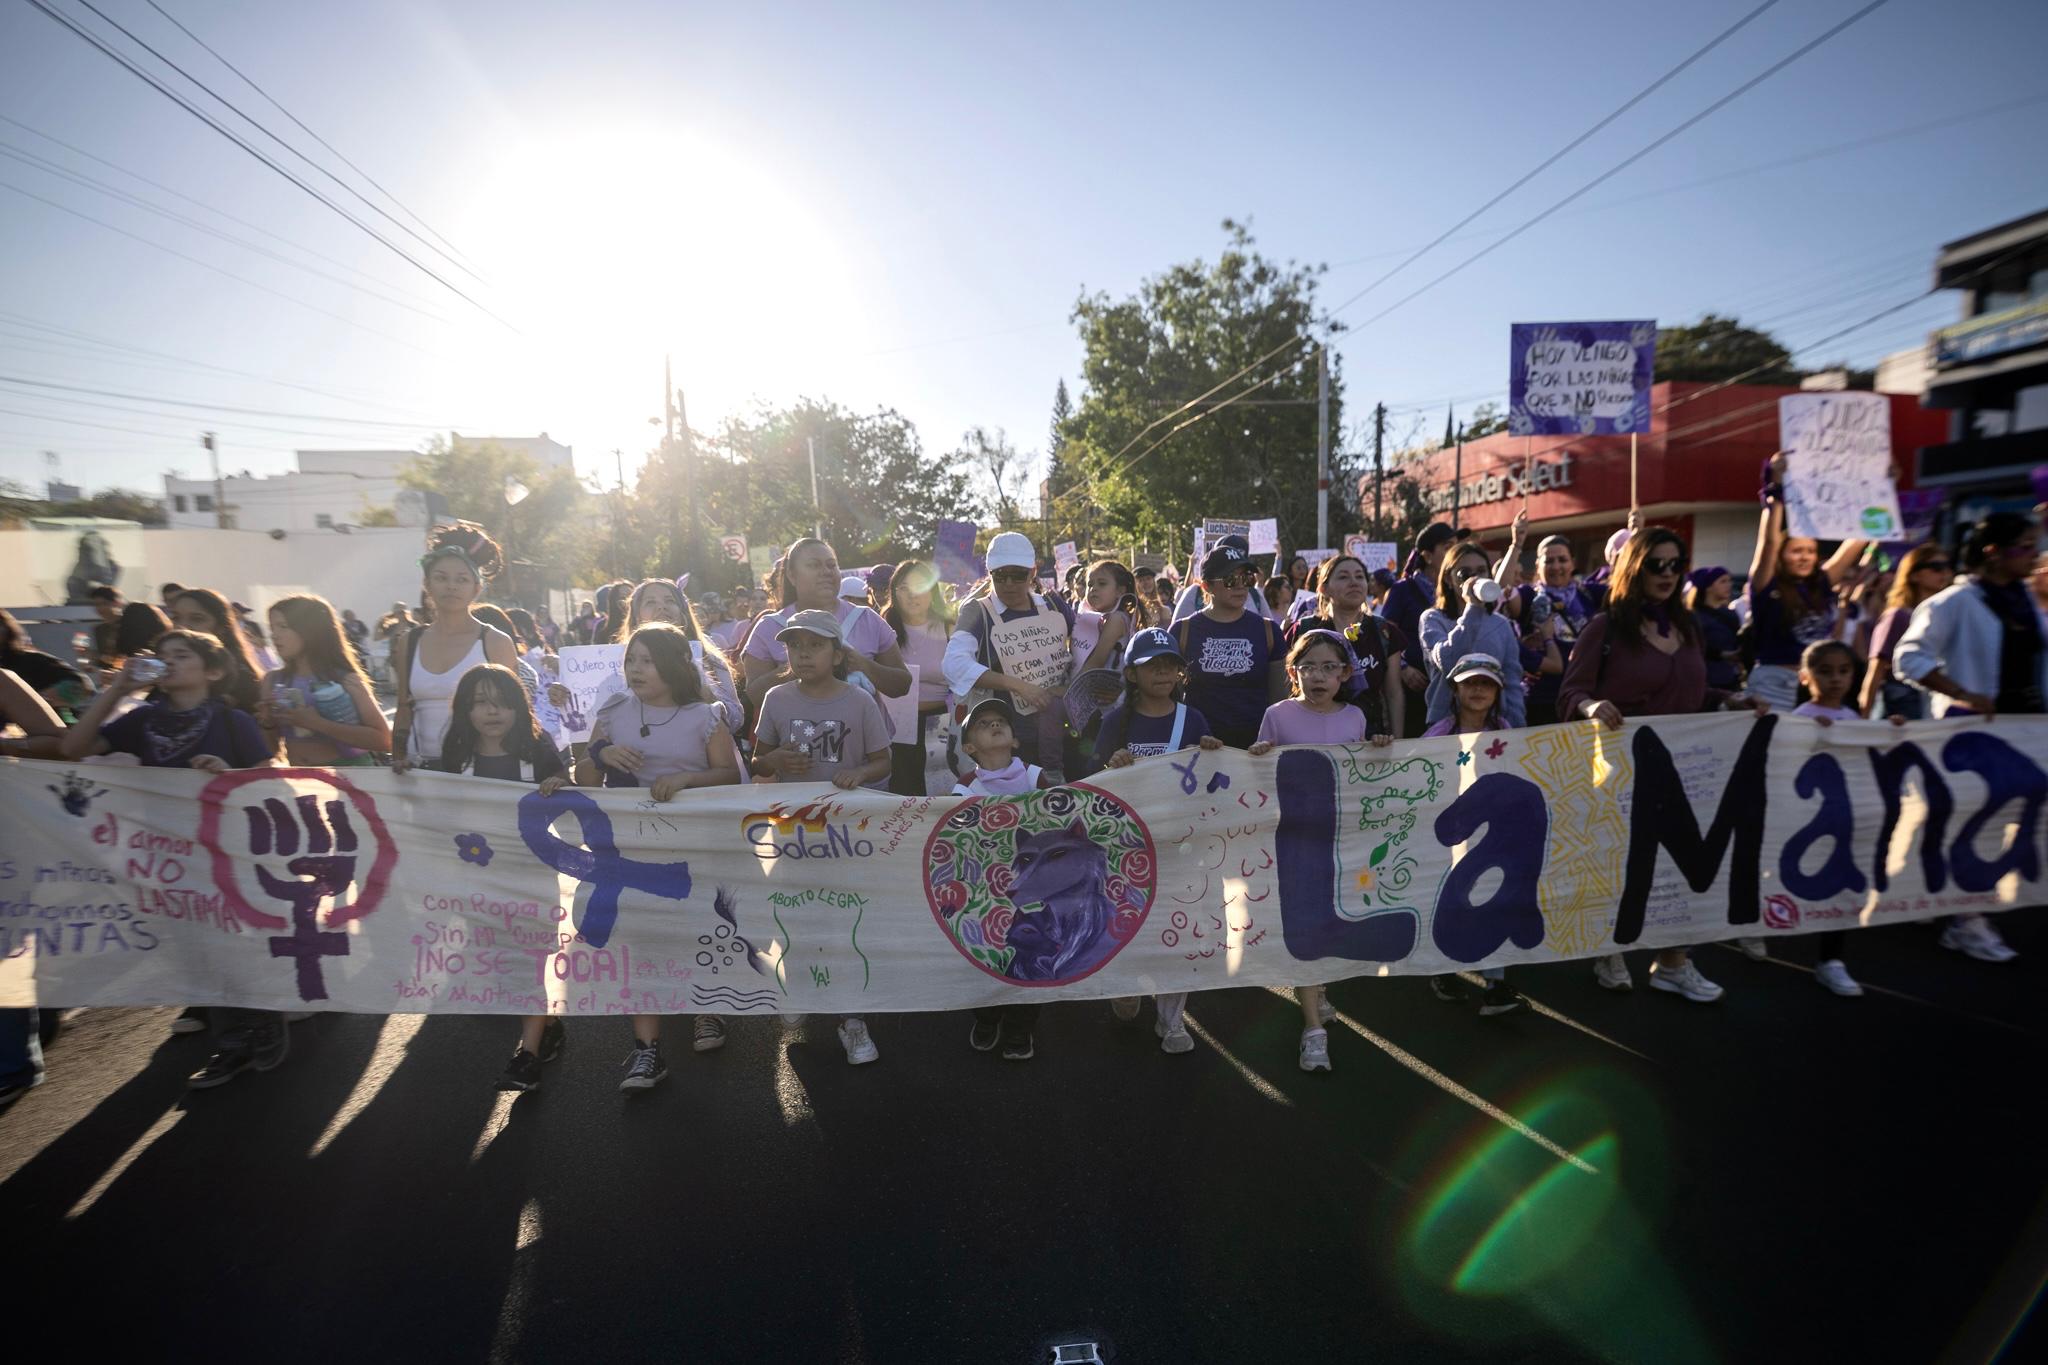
[398,437,596,588]
[1654,314,1801,385]
[958,425,1029,529]
[1461,401,1507,440]
[1062,221,1351,550]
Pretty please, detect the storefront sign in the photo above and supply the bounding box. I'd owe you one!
[1426,452,1575,514]
[1933,296,2048,367]
[1509,321,1656,436]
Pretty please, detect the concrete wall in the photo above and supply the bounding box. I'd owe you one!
[163,471,405,532]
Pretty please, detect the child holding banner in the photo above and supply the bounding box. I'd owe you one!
[1249,629,1390,1071]
[1177,543,1285,750]
[584,622,745,1077]
[425,664,572,1092]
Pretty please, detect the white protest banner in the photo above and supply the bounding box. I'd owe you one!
[1297,548,1338,570]
[1054,541,1079,577]
[7,715,2040,1015]
[1778,392,1902,541]
[555,644,625,743]
[1344,538,1398,574]
[1248,519,1279,555]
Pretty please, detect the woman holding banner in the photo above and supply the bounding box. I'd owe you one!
[1560,527,1767,1003]
[392,524,523,770]
[1744,452,1868,711]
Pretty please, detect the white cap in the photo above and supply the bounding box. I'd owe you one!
[986,531,1036,572]
[838,574,868,599]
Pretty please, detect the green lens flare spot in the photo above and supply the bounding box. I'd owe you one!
[1450,1133,1620,1296]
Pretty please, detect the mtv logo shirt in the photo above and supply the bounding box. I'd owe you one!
[755,681,891,790]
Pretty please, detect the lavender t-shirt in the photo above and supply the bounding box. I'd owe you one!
[743,601,895,667]
[1255,699,1368,746]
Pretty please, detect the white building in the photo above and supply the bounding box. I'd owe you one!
[160,433,573,532]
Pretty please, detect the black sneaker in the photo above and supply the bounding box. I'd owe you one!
[1000,1027,1035,1061]
[188,1023,278,1089]
[1478,981,1527,1017]
[619,1040,667,1092]
[969,1018,1001,1052]
[498,1048,543,1092]
[0,1077,41,1110]
[1429,975,1468,1003]
[537,1017,566,1064]
[170,1006,209,1035]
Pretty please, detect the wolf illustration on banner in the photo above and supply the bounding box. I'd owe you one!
[1004,819,1117,982]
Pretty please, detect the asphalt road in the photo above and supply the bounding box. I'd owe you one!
[6,914,2046,1364]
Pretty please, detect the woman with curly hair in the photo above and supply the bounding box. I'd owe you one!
[391,522,522,769]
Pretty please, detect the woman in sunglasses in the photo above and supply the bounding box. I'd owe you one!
[1856,543,1951,721]
[1174,543,1285,749]
[1420,541,1527,731]
[1744,451,1870,710]
[1560,528,1766,1003]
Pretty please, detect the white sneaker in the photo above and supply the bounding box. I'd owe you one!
[1736,937,1767,961]
[1159,1023,1194,1054]
[1648,959,1723,1003]
[1941,916,2018,963]
[1110,996,1141,1022]
[837,1018,879,1065]
[779,1011,805,1028]
[1815,959,1863,997]
[1298,1027,1331,1073]
[1593,954,1634,992]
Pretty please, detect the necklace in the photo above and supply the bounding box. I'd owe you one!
[638,699,682,738]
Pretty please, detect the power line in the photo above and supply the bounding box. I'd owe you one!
[140,0,483,277]
[1068,0,1900,510]
[22,0,511,327]
[0,176,444,356]
[0,372,456,429]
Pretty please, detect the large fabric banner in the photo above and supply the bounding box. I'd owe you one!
[3,714,2041,1015]
[1508,320,1656,436]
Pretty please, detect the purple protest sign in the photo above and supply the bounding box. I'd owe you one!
[1509,320,1656,436]
[933,519,980,588]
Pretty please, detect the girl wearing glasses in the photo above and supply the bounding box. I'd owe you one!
[1743,451,1870,710]
[1857,544,1950,721]
[1559,528,1765,1003]
[1420,542,1527,732]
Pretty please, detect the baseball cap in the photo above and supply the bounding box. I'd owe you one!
[1123,627,1184,666]
[838,574,869,600]
[962,696,1017,735]
[1201,543,1251,581]
[1448,652,1506,687]
[986,531,1036,572]
[775,608,843,644]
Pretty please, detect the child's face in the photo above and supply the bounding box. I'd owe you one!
[1455,676,1500,717]
[1289,645,1350,705]
[963,714,1015,766]
[1133,656,1184,699]
[470,684,517,740]
[157,639,217,693]
[785,630,838,681]
[1803,654,1856,703]
[268,613,301,663]
[1085,568,1121,613]
[638,585,684,626]
[624,640,669,701]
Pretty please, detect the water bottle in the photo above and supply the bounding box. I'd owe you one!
[1470,576,1504,607]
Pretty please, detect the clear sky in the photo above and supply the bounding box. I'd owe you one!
[1,0,2043,503]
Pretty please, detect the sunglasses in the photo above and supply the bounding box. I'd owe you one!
[1919,560,1951,572]
[1454,565,1485,581]
[991,568,1033,584]
[1210,572,1257,588]
[1644,556,1687,576]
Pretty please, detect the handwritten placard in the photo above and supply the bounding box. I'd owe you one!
[1248,518,1279,554]
[557,644,625,743]
[1202,517,1251,544]
[1779,393,1900,541]
[1054,541,1079,577]
[1509,320,1655,436]
[1344,538,1398,574]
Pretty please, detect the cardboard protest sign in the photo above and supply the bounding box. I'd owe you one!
[1509,321,1656,436]
[933,520,981,588]
[555,644,625,743]
[9,714,2040,1015]
[1778,392,1902,541]
[1343,537,1398,573]
[1202,517,1251,544]
[1054,542,1079,577]
[1248,519,1279,554]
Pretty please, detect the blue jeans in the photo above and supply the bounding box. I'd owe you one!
[0,1007,44,1090]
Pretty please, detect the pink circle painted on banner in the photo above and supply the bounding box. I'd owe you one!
[196,767,400,931]
[922,782,1157,988]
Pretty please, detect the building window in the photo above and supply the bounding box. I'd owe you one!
[194,494,214,512]
[315,513,334,529]
[173,494,188,512]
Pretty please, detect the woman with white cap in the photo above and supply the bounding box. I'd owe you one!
[941,530,1077,781]
[741,537,911,713]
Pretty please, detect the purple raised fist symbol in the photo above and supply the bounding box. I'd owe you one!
[199,770,399,1001]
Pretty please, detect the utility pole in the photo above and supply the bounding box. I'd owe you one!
[1452,422,1465,530]
[805,436,822,540]
[202,431,226,529]
[677,386,697,581]
[1371,403,1386,539]
[1315,345,1330,550]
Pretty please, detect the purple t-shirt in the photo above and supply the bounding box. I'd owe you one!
[1097,701,1212,759]
[743,602,895,667]
[1256,699,1368,746]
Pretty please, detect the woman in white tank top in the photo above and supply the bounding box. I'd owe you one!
[396,525,522,767]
